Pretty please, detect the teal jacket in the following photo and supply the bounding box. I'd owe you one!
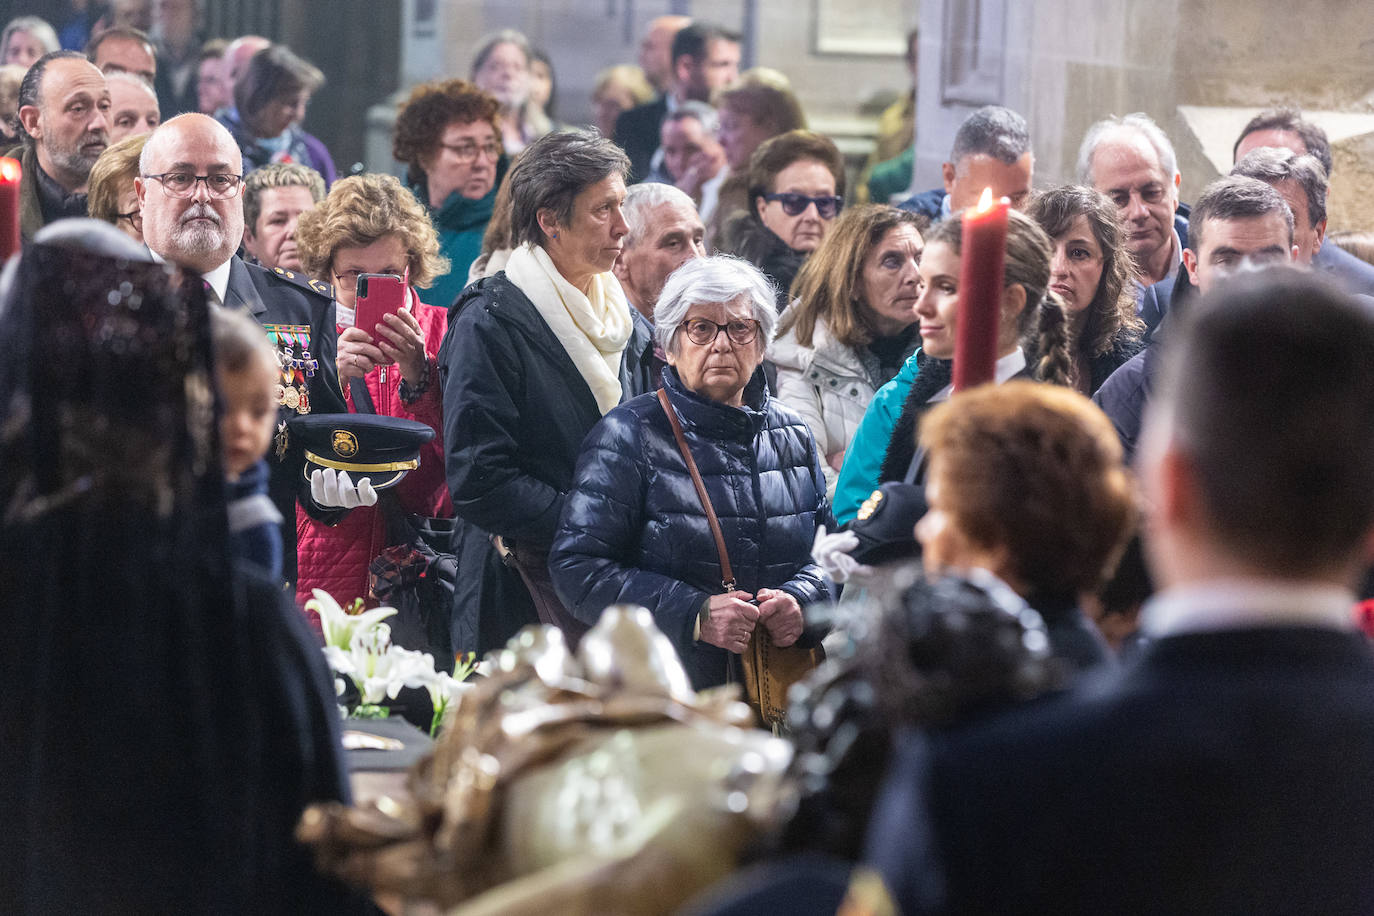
[415,161,504,310]
[832,349,924,524]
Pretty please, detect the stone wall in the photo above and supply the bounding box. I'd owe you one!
[918,0,1374,229]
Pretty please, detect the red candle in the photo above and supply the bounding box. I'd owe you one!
[0,157,18,262]
[953,188,1009,392]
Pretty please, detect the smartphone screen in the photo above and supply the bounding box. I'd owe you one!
[354,273,407,340]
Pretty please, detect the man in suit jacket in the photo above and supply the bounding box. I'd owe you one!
[138,112,344,582]
[613,22,739,184]
[855,269,1374,915]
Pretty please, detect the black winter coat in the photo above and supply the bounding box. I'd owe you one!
[549,366,832,689]
[438,273,648,654]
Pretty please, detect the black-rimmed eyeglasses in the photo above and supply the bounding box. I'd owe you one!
[142,172,244,199]
[764,192,843,219]
[680,317,760,347]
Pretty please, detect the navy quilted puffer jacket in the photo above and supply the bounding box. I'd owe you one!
[549,366,831,689]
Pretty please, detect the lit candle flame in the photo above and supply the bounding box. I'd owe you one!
[0,158,19,183]
[975,187,994,213]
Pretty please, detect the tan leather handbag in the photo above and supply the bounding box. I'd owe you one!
[657,389,822,729]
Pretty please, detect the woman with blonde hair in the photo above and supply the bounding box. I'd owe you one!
[770,204,923,494]
[292,173,452,607]
[86,133,150,242]
[590,64,654,139]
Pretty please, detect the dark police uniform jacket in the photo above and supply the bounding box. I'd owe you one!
[224,256,345,584]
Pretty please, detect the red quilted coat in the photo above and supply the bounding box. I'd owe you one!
[296,294,452,610]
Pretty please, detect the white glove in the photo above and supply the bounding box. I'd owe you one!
[811,525,872,584]
[310,468,378,509]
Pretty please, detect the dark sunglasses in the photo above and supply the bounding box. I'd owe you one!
[764,192,843,219]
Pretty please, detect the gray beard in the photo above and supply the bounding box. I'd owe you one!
[170,220,228,255]
[48,140,102,184]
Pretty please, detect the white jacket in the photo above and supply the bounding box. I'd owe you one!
[770,313,912,497]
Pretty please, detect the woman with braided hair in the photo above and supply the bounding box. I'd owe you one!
[832,206,1073,524]
[1025,185,1145,395]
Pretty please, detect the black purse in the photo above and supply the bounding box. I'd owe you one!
[347,376,458,669]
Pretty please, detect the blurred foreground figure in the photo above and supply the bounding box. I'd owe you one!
[0,221,367,914]
[853,270,1374,915]
[299,606,792,915]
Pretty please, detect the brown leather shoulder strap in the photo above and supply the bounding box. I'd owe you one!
[658,388,735,591]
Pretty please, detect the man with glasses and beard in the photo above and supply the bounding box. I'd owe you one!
[13,50,111,239]
[138,112,345,583]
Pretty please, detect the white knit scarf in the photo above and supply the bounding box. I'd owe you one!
[503,243,633,415]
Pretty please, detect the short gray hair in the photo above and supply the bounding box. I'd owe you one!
[1077,112,1179,185]
[1189,174,1294,253]
[1230,146,1327,228]
[622,182,697,250]
[106,69,157,101]
[949,105,1030,166]
[654,255,777,354]
[3,16,60,60]
[507,128,630,247]
[664,99,719,136]
[471,29,531,75]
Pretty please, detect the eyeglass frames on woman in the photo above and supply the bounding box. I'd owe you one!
[437,141,502,164]
[763,192,843,219]
[116,210,142,228]
[680,317,760,347]
[142,172,244,199]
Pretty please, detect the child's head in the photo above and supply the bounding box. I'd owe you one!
[211,308,280,480]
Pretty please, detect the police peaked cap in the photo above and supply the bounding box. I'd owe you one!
[285,413,434,489]
[847,481,927,565]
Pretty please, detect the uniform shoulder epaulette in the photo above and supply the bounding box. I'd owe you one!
[269,264,335,300]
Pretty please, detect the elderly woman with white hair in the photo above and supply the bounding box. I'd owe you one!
[550,255,831,689]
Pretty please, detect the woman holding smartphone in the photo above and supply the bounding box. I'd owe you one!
[293,173,452,608]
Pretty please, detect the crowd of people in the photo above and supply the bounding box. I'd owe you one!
[7,6,1374,914]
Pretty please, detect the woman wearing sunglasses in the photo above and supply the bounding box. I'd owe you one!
[549,256,830,689]
[722,129,846,308]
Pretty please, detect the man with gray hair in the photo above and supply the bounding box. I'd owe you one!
[1079,113,1189,325]
[898,105,1033,223]
[1094,174,1296,462]
[649,101,727,214]
[1230,147,1328,266]
[613,182,706,391]
[1231,110,1374,296]
[241,161,326,273]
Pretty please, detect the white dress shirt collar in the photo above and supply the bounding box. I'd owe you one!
[929,347,1027,403]
[146,248,233,307]
[1141,578,1356,638]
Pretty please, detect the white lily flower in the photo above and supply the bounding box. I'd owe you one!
[423,669,477,710]
[345,642,437,705]
[305,589,398,651]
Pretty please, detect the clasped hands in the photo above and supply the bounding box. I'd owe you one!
[699,588,803,655]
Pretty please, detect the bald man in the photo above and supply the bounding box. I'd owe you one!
[638,15,691,94]
[15,50,111,238]
[221,34,269,102]
[138,112,344,579]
